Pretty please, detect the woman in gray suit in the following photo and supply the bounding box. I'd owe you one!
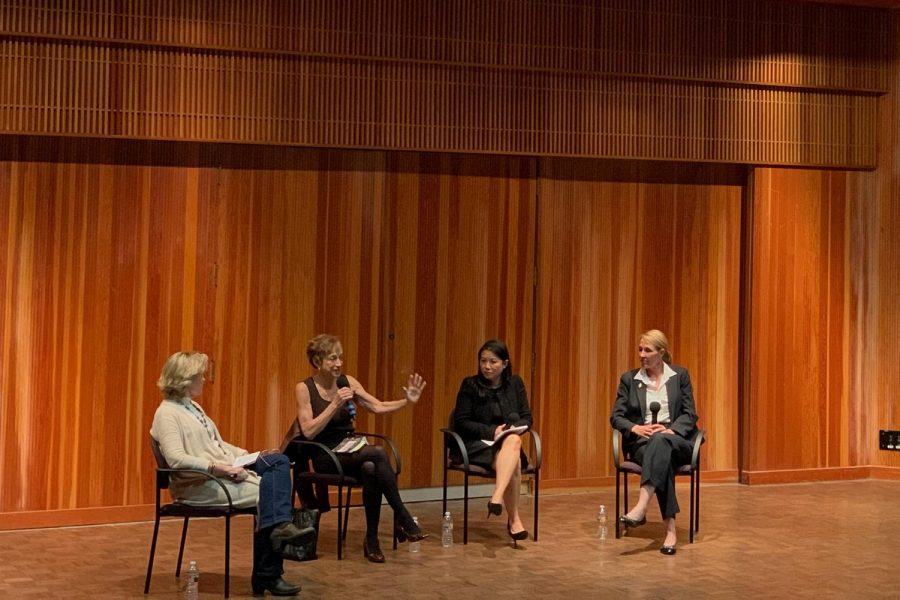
[610,330,698,556]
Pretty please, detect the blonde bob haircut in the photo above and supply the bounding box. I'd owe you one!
[157,351,209,399]
[306,334,342,368]
[640,329,673,364]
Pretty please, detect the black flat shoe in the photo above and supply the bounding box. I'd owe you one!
[507,524,529,547]
[363,539,385,563]
[269,521,317,552]
[487,501,503,518]
[251,576,301,597]
[619,514,647,528]
[660,545,677,556]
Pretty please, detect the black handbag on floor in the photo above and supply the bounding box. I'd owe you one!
[281,508,320,562]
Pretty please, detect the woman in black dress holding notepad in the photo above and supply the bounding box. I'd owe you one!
[453,339,533,545]
[294,334,428,563]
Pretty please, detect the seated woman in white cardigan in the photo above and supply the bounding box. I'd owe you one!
[150,351,311,597]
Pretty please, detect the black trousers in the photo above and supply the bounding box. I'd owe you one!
[632,433,693,520]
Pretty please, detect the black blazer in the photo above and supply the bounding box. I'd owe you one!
[609,365,698,456]
[453,374,533,458]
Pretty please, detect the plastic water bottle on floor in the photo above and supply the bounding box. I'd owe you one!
[597,504,608,540]
[184,560,199,600]
[441,511,453,547]
[409,517,421,553]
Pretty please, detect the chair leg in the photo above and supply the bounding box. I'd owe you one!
[532,471,540,542]
[442,463,448,515]
[336,486,344,560]
[143,513,162,594]
[689,473,695,544]
[175,517,189,576]
[695,461,701,533]
[224,514,231,598]
[463,472,469,545]
[615,471,621,539]
[342,487,352,542]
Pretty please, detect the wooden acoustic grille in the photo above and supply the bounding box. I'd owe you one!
[0,0,888,167]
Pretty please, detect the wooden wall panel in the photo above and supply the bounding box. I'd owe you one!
[0,0,888,167]
[742,168,852,480]
[376,154,536,488]
[0,142,537,523]
[848,12,900,471]
[0,152,213,514]
[533,159,743,485]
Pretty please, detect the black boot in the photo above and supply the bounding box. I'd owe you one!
[251,575,302,597]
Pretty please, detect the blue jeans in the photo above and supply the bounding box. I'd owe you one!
[252,453,293,579]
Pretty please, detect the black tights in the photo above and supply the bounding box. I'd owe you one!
[314,445,413,542]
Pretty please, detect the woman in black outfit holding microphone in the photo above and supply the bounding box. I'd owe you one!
[453,339,533,545]
[293,334,428,563]
[610,329,698,556]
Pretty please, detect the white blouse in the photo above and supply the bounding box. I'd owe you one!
[634,363,677,425]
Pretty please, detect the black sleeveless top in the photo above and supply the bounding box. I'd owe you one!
[305,377,355,448]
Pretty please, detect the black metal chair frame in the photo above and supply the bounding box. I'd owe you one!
[144,435,256,599]
[441,421,543,544]
[612,428,705,543]
[287,431,401,560]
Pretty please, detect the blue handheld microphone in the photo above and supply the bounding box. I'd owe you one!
[337,374,356,419]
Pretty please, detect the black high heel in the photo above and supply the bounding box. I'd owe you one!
[487,501,503,518]
[660,544,677,556]
[507,523,529,547]
[363,539,386,563]
[394,524,429,544]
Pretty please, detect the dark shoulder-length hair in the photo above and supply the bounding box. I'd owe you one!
[475,339,513,390]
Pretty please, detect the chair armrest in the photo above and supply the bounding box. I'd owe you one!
[612,429,622,468]
[156,467,238,508]
[286,439,346,479]
[354,431,402,477]
[440,428,470,470]
[689,429,705,469]
[524,428,542,470]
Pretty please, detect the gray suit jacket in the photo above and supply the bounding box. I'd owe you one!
[609,365,698,456]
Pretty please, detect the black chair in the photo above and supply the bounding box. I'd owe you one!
[612,428,705,543]
[144,435,256,598]
[441,410,543,544]
[283,423,401,560]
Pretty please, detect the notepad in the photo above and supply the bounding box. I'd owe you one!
[333,436,368,453]
[233,451,260,468]
[480,424,529,446]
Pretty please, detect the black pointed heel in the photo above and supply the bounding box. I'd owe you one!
[394,524,428,544]
[487,501,503,518]
[507,524,528,547]
[660,544,676,556]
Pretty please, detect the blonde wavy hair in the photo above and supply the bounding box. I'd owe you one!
[640,329,673,364]
[157,351,209,399]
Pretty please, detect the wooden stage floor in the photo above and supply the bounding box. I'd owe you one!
[1,479,897,598]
